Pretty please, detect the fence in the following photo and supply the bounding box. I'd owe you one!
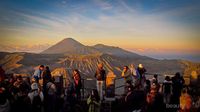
[80,72,176,99]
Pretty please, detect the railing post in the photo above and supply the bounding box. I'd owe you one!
[82,78,85,99]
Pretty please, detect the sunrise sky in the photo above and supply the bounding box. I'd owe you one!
[0,0,200,61]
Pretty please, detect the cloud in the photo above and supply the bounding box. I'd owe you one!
[0,44,51,53]
[2,8,198,41]
[118,0,137,13]
[0,0,199,54]
[93,0,113,10]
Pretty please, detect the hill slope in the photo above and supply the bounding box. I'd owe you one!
[0,52,188,77]
[93,44,146,58]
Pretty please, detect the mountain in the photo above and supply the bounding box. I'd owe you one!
[93,44,151,59]
[0,38,199,85]
[42,38,100,55]
[42,38,151,59]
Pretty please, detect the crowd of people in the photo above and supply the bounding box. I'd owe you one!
[0,63,199,112]
[117,64,198,112]
[0,65,84,112]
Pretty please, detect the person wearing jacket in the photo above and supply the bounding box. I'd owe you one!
[94,63,106,100]
[28,82,44,112]
[73,69,82,100]
[162,76,172,104]
[137,64,146,90]
[32,65,44,83]
[87,89,100,112]
[121,66,132,83]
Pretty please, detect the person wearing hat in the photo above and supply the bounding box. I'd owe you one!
[137,64,146,76]
[45,79,57,112]
[28,80,44,112]
[28,81,44,102]
[137,64,146,90]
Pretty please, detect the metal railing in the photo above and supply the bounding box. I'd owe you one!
[79,72,178,99]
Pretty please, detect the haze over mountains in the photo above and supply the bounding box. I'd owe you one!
[0,38,199,80]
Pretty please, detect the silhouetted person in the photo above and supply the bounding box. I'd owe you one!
[162,76,172,104]
[42,66,52,85]
[145,87,165,112]
[28,79,44,112]
[42,66,52,97]
[45,79,56,112]
[171,72,185,104]
[94,63,106,100]
[121,66,133,82]
[151,81,160,95]
[122,66,133,94]
[130,64,140,87]
[125,80,134,94]
[63,82,76,112]
[179,88,192,112]
[124,83,134,112]
[0,87,10,112]
[145,79,151,93]
[124,83,146,112]
[137,64,146,79]
[151,74,158,84]
[121,66,132,83]
[73,69,82,100]
[0,66,5,83]
[33,65,44,83]
[0,66,7,94]
[169,72,185,112]
[137,64,146,90]
[87,89,100,112]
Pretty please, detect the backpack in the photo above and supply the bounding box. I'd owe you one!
[46,82,54,95]
[32,94,42,111]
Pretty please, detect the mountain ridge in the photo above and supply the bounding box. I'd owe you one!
[41,38,151,59]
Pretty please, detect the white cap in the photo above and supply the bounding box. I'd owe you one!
[31,83,39,90]
[139,64,143,68]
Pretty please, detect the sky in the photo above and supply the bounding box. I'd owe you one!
[0,0,200,62]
